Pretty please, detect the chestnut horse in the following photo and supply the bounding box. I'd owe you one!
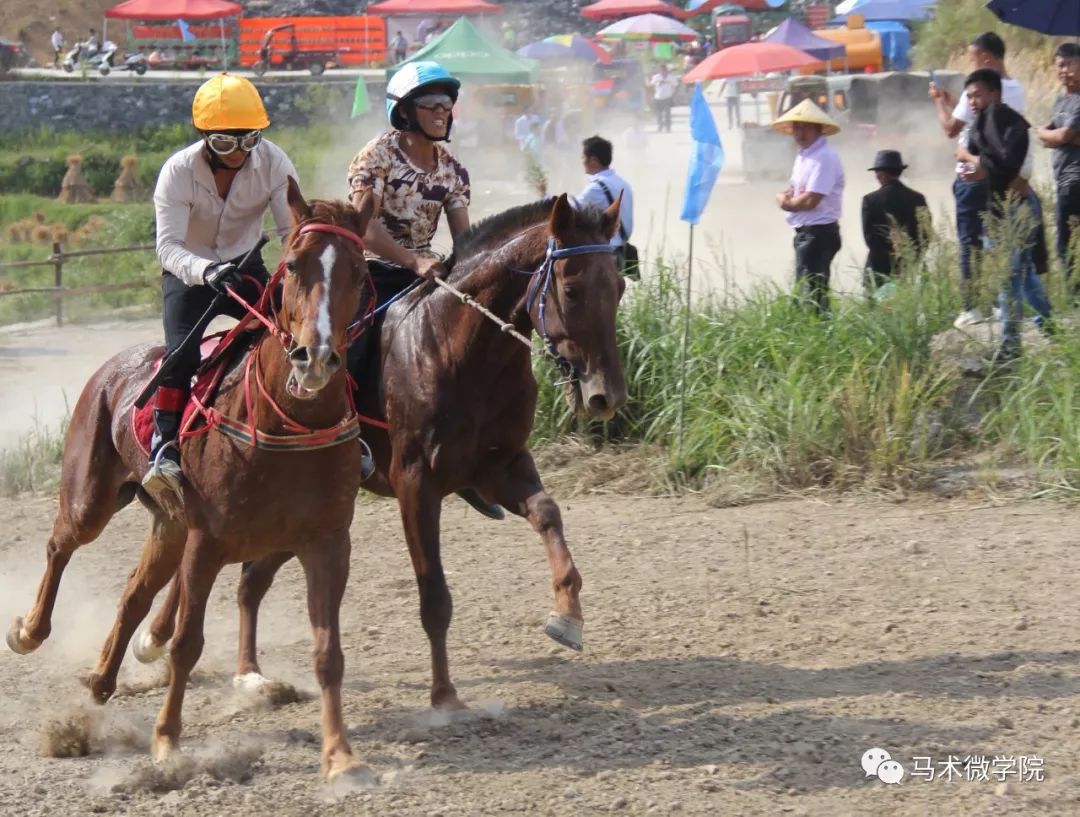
[140,193,628,711]
[6,180,377,780]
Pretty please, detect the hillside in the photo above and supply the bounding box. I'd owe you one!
[2,0,587,65]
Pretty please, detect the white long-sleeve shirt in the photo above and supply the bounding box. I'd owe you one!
[153,139,297,286]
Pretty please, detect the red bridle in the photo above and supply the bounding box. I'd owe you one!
[183,220,377,449]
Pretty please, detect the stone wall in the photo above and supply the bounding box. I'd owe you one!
[0,77,382,134]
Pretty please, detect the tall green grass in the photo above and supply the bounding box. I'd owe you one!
[533,212,1080,493]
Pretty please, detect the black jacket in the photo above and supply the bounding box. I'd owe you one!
[861,179,929,275]
[968,102,1031,203]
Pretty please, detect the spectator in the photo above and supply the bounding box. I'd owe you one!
[391,30,408,63]
[930,32,1028,329]
[51,28,64,69]
[578,135,636,277]
[87,28,101,54]
[957,69,1052,361]
[772,100,845,315]
[722,78,740,129]
[861,150,930,291]
[1037,42,1080,290]
[649,64,678,133]
[514,106,540,151]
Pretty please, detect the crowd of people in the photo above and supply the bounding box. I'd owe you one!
[772,31,1080,362]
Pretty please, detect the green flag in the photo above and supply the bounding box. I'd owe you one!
[351,76,371,118]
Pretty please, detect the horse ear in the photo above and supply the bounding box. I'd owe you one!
[286,176,311,223]
[602,191,623,241]
[548,193,575,239]
[351,189,375,238]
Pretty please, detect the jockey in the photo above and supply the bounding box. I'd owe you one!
[345,61,503,519]
[144,73,298,501]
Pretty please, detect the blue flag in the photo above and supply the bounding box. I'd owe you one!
[679,83,723,226]
[177,19,196,42]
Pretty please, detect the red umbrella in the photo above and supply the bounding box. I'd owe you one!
[580,0,686,21]
[682,42,823,82]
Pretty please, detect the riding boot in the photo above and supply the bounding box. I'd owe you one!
[142,388,186,500]
[456,488,506,521]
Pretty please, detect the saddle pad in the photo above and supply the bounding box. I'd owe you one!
[132,333,245,455]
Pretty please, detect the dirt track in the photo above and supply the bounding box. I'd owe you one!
[1,488,1079,816]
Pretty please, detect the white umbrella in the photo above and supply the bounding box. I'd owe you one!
[596,13,698,41]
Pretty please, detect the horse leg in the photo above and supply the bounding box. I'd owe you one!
[392,460,460,709]
[83,515,186,703]
[133,571,180,664]
[152,531,222,761]
[234,552,294,687]
[297,538,367,780]
[7,402,128,655]
[477,450,584,651]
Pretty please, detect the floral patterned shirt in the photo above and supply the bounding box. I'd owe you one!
[346,131,470,256]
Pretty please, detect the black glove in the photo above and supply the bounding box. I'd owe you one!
[203,262,241,294]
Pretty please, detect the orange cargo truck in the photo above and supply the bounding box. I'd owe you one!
[238,16,388,69]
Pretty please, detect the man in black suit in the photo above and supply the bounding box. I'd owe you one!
[861,150,930,291]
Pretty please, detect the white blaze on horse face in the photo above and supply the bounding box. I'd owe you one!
[316,243,337,348]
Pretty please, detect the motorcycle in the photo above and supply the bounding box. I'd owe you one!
[62,40,144,76]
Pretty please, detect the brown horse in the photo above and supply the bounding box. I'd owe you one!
[139,193,628,711]
[6,179,377,780]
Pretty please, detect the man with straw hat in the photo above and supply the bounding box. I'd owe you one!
[773,99,845,315]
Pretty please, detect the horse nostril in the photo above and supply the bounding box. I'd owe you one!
[289,346,310,365]
[326,350,342,371]
[588,394,609,414]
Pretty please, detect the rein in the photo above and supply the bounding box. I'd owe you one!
[181,221,371,452]
[435,237,615,378]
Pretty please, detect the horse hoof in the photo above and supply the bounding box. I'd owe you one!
[6,617,40,655]
[152,733,178,763]
[132,628,166,664]
[233,672,272,692]
[544,612,584,652]
[326,759,378,785]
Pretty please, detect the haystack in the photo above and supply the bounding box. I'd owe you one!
[57,155,96,204]
[110,155,143,203]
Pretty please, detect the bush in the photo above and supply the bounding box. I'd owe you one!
[912,0,1056,69]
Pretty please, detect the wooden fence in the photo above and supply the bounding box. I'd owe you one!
[0,241,156,327]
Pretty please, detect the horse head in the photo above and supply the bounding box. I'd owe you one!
[279,177,374,399]
[538,193,628,422]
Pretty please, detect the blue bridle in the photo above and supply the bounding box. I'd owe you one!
[525,237,618,372]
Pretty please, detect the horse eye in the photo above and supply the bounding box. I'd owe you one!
[563,285,578,300]
[285,259,297,274]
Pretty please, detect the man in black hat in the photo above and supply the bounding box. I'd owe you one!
[860,150,930,291]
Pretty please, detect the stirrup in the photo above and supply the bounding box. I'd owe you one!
[359,438,376,482]
[142,442,184,500]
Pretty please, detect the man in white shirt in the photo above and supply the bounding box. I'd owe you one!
[578,135,636,276]
[145,74,298,500]
[50,28,64,69]
[650,64,678,133]
[513,107,541,151]
[723,78,741,129]
[930,32,1029,328]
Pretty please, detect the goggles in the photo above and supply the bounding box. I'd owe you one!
[205,130,262,155]
[412,94,454,113]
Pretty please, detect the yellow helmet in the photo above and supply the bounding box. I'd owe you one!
[192,73,270,131]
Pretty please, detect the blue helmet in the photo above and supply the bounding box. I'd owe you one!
[386,61,461,130]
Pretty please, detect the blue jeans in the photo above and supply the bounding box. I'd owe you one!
[954,177,988,310]
[989,192,1052,351]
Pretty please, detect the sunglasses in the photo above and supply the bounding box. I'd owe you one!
[205,130,262,155]
[412,94,454,113]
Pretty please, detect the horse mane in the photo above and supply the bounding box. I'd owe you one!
[449,197,556,268]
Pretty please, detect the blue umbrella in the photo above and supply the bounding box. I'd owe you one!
[987,0,1080,35]
[835,0,934,20]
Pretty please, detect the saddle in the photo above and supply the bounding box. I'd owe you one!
[132,331,255,455]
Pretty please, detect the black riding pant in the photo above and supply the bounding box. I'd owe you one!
[158,252,270,393]
[345,259,421,385]
[793,223,841,315]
